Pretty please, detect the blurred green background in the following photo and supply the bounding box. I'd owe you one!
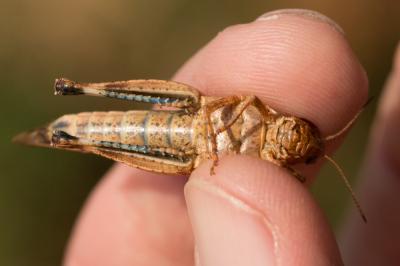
[1,0,399,264]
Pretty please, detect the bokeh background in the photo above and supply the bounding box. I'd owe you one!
[1,0,399,264]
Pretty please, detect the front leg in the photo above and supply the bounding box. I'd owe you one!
[202,95,272,174]
[201,96,242,174]
[214,96,256,135]
[285,166,307,183]
[215,96,274,155]
[264,150,307,183]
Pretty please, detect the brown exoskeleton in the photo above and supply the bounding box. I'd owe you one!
[14,78,367,222]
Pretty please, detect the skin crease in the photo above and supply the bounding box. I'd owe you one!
[62,9,400,266]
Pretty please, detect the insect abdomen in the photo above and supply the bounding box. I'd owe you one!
[51,111,193,150]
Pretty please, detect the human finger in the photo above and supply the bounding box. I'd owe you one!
[339,42,400,265]
[181,9,369,265]
[175,8,368,137]
[65,8,368,265]
[186,156,343,265]
[64,165,194,265]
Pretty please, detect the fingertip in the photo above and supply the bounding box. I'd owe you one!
[174,10,368,136]
[65,164,193,265]
[185,156,342,265]
[185,175,277,266]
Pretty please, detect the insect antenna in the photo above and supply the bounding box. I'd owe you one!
[324,154,367,223]
[325,97,373,141]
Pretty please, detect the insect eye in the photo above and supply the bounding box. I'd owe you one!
[305,155,317,164]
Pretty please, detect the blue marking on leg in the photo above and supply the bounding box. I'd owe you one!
[104,90,186,105]
[99,140,150,154]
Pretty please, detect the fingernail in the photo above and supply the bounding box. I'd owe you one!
[185,178,277,266]
[256,9,344,35]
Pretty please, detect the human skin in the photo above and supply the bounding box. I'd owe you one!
[63,9,400,266]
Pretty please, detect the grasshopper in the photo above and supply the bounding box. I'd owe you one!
[14,78,367,222]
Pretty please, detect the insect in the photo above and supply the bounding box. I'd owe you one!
[14,78,368,222]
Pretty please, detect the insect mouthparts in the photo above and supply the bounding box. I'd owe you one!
[54,78,83,96]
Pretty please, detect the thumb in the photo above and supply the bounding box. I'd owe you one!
[185,156,343,266]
